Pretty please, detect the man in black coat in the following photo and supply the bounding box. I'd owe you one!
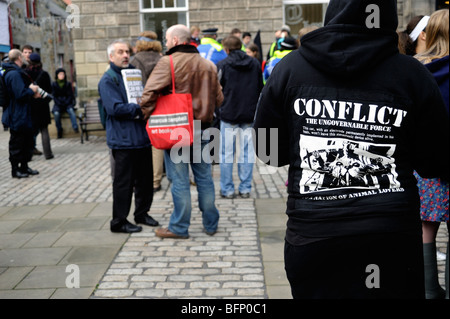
[26,53,54,159]
[1,49,41,178]
[217,35,263,199]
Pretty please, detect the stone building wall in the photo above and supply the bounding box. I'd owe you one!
[8,0,75,85]
[72,0,442,104]
[398,0,437,30]
[71,0,141,102]
[188,0,283,56]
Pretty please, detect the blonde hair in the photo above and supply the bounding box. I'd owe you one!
[415,9,449,64]
[190,25,200,34]
[136,31,162,53]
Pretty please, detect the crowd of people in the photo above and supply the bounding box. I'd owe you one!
[1,0,448,300]
[1,44,79,177]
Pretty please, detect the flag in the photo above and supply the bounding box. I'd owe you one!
[253,30,263,64]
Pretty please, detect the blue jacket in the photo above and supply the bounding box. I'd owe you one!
[197,38,227,65]
[425,55,449,115]
[1,62,35,131]
[263,50,292,84]
[98,63,150,150]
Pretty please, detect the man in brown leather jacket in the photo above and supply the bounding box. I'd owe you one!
[141,24,224,239]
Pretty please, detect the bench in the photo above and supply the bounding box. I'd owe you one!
[78,101,105,144]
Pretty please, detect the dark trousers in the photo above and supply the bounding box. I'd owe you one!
[9,129,34,169]
[34,126,53,158]
[284,232,425,299]
[111,147,154,227]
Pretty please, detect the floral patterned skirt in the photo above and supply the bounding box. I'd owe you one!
[414,172,449,222]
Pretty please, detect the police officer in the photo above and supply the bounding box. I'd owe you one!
[197,28,227,65]
[263,37,298,84]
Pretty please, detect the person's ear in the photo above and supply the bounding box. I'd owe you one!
[419,31,426,42]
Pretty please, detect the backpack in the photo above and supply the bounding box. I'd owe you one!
[97,68,120,128]
[0,67,10,109]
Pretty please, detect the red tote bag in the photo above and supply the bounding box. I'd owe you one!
[146,55,194,150]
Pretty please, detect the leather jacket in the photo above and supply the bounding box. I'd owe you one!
[140,45,223,126]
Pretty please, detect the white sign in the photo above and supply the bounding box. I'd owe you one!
[121,69,144,104]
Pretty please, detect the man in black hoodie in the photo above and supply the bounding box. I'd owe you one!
[253,0,449,299]
[217,36,263,199]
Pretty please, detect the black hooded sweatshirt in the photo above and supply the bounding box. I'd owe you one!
[253,0,449,245]
[217,50,263,124]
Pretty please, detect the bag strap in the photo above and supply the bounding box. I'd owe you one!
[106,68,120,86]
[35,70,44,84]
[169,55,176,94]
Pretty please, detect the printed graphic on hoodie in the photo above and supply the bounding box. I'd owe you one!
[299,136,399,193]
[293,90,408,195]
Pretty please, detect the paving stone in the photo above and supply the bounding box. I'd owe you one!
[0,130,446,299]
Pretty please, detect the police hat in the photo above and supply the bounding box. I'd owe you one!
[202,28,218,35]
[280,37,297,50]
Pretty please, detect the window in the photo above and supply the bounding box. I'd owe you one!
[283,0,329,36]
[58,54,64,69]
[26,0,36,18]
[140,0,189,50]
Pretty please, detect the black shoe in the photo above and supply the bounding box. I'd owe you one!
[24,168,39,175]
[46,154,54,160]
[111,222,142,233]
[239,192,250,199]
[153,185,162,192]
[204,228,217,236]
[220,193,235,199]
[33,148,43,156]
[135,215,159,227]
[12,170,29,179]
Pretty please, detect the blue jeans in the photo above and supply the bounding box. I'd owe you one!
[53,107,78,133]
[219,121,255,196]
[164,138,219,237]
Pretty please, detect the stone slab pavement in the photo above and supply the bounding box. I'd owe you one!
[0,124,292,299]
[0,120,447,299]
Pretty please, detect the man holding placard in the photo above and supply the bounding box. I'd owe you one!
[98,40,159,233]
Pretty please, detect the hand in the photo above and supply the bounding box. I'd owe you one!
[29,84,39,93]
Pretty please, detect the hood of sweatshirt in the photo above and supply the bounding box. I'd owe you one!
[225,50,256,71]
[299,0,399,77]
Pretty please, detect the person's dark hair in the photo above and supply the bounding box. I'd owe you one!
[230,28,241,35]
[222,35,242,52]
[21,44,34,52]
[398,15,425,56]
[55,68,67,81]
[247,43,260,60]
